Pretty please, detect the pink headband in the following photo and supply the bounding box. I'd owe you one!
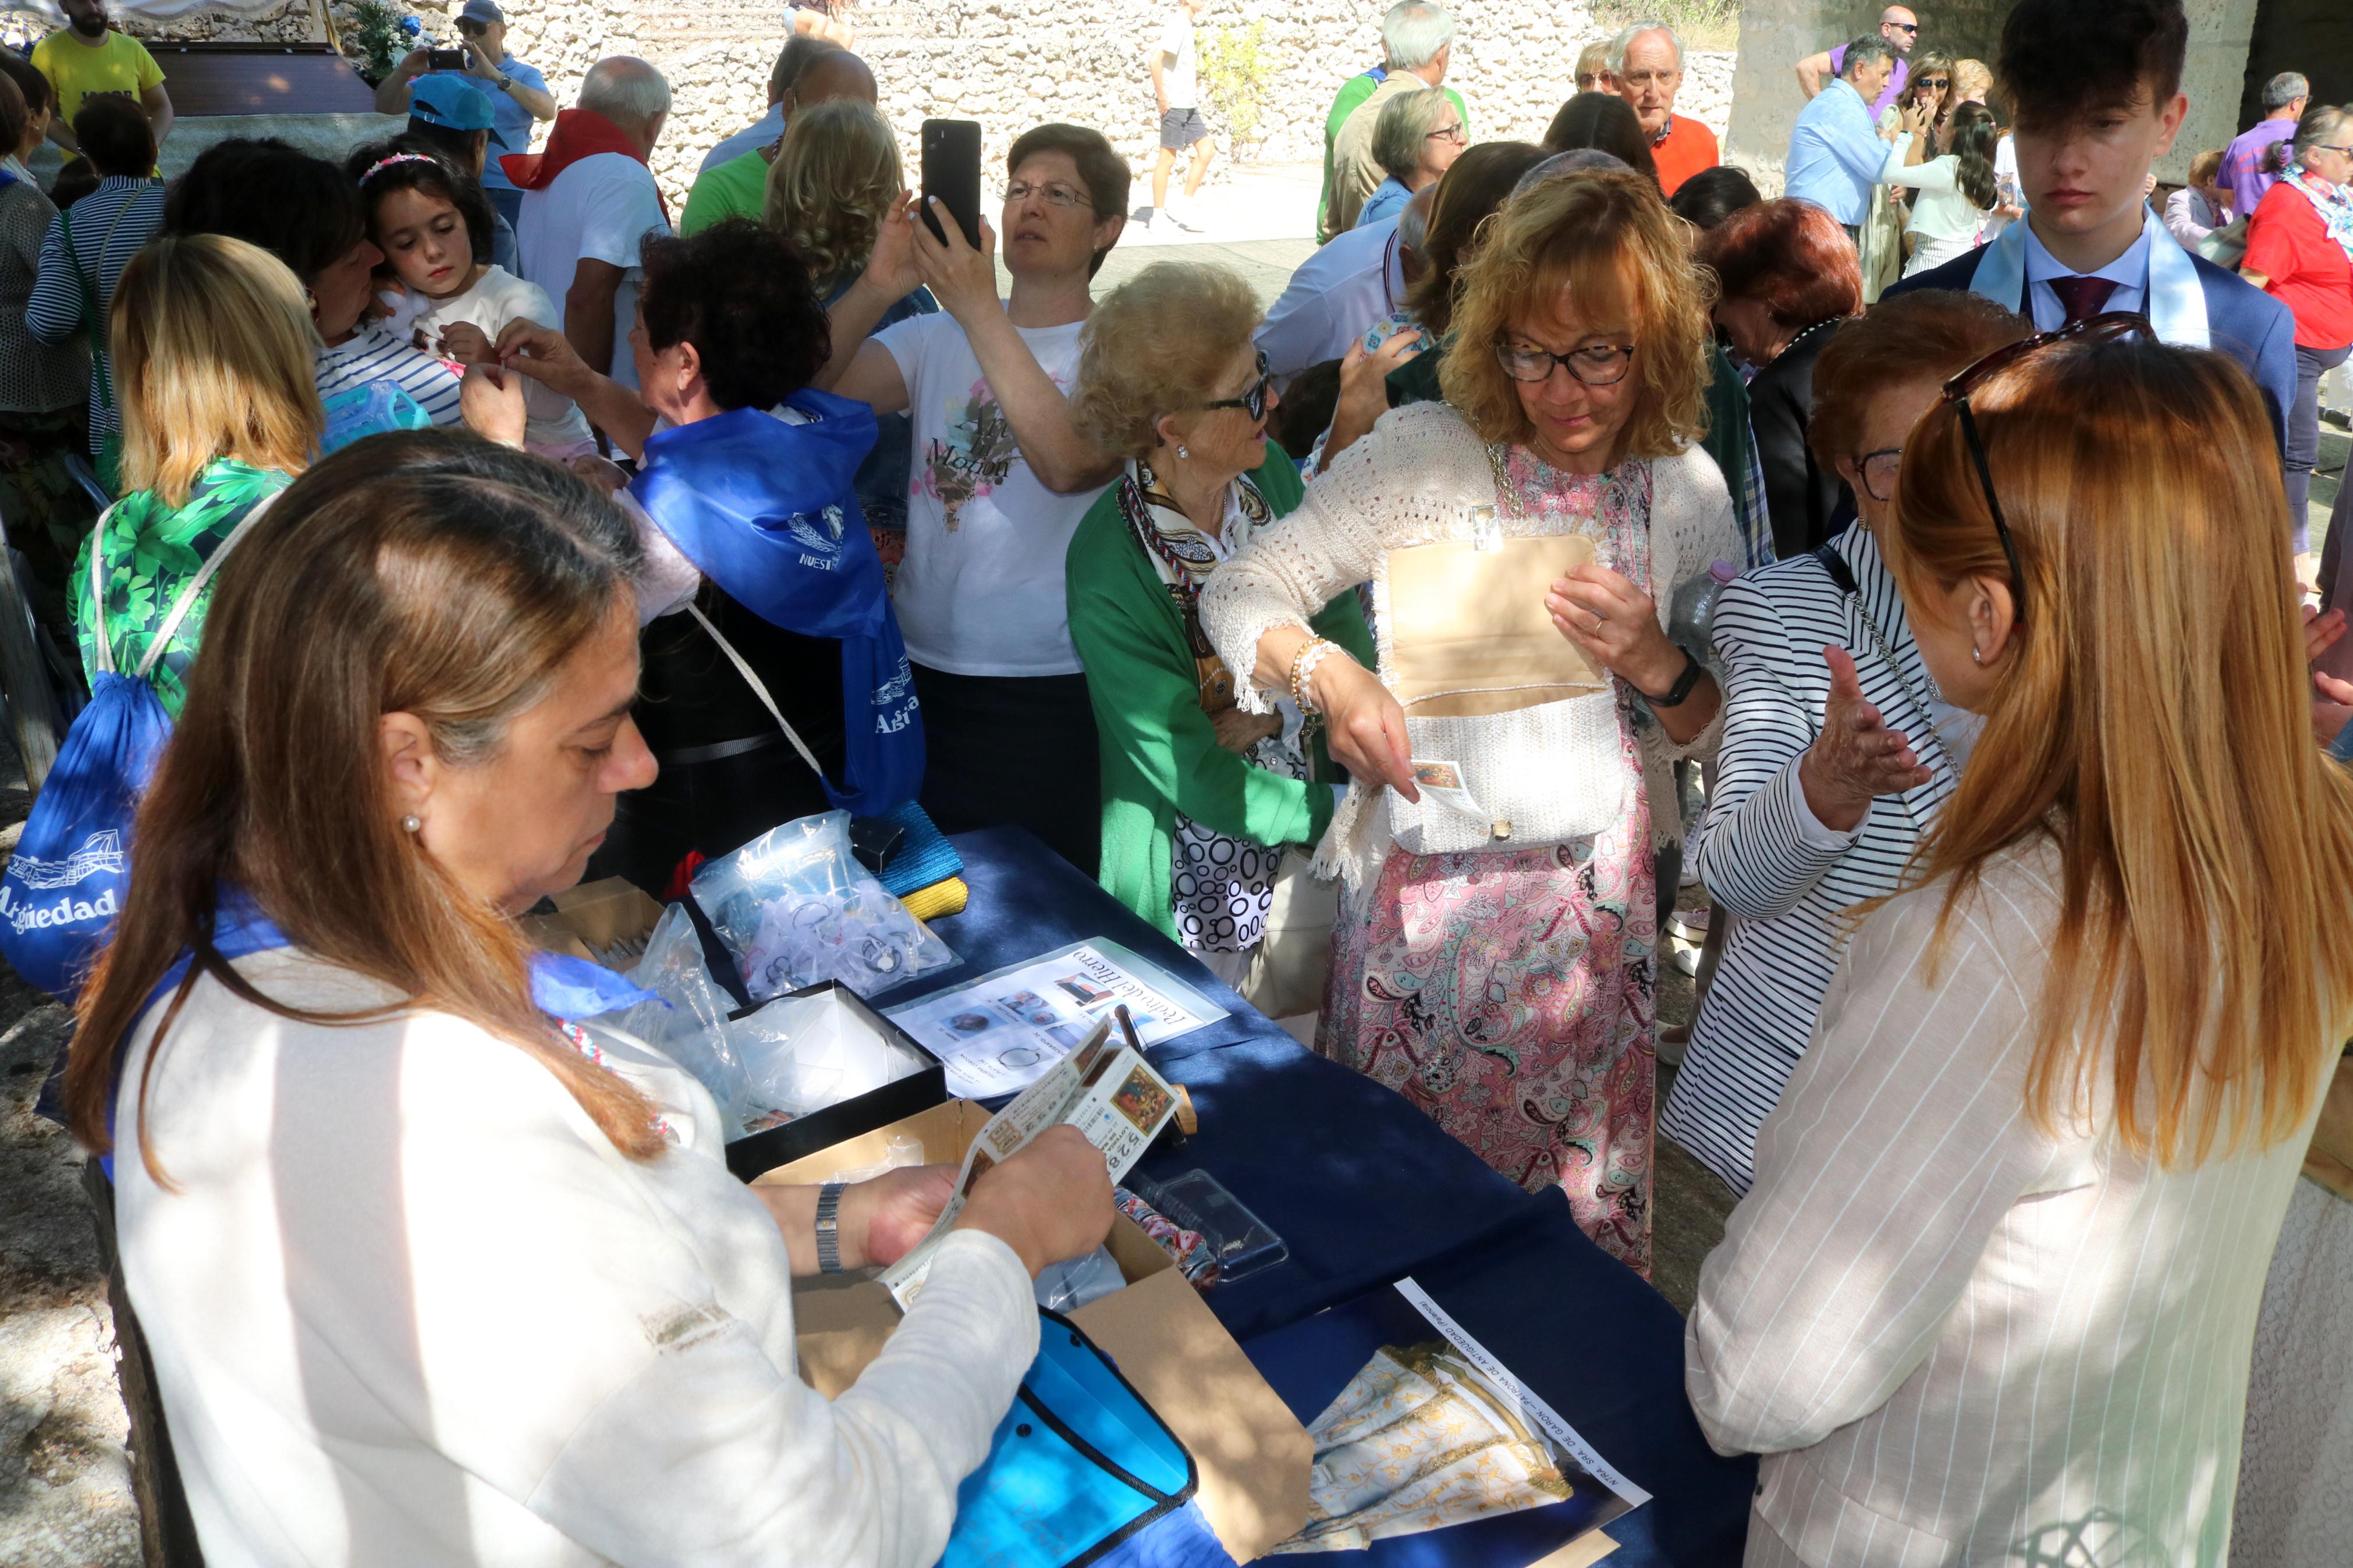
[359,152,441,184]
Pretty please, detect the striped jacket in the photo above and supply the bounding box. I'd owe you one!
[25,176,165,447]
[1660,522,1969,1194]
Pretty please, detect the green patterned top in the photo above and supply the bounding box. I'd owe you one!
[73,458,293,719]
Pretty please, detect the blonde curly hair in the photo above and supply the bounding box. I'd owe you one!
[1438,166,1713,461]
[1070,262,1263,460]
[763,99,903,288]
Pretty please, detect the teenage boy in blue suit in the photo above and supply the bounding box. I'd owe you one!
[1887,0,2294,456]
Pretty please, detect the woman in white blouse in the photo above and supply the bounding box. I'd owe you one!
[1202,168,1741,1275]
[1687,326,2353,1565]
[64,436,1111,1567]
[1882,101,2003,276]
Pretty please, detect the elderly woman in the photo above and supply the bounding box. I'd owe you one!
[766,98,937,539]
[68,434,1108,1565]
[498,219,920,895]
[1659,291,2030,1196]
[1700,198,1862,559]
[73,234,322,719]
[2241,102,2352,544]
[1357,86,1466,230]
[1690,330,2353,1568]
[1202,169,1742,1272]
[1065,261,1373,1002]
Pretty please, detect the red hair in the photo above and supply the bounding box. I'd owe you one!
[1696,197,1861,330]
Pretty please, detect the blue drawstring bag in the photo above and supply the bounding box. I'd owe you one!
[941,1310,1198,1568]
[0,505,265,1000]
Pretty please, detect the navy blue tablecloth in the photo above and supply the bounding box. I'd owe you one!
[907,830,1757,1565]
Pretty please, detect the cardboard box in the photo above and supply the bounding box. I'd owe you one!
[521,877,665,966]
[720,983,947,1181]
[757,1101,1314,1562]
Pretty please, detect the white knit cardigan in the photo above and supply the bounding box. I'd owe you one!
[1202,400,1740,890]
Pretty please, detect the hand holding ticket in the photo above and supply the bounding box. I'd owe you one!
[1410,759,1488,821]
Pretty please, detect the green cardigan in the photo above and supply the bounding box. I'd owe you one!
[1066,447,1376,938]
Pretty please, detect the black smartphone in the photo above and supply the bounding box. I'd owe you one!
[427,45,467,72]
[920,118,984,249]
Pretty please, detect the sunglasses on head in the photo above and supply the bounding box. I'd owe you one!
[1201,350,1272,420]
[1938,311,2154,625]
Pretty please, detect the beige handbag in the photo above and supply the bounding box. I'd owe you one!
[1380,450,1627,855]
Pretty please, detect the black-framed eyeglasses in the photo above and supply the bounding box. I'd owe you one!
[1426,121,1467,143]
[1855,447,1903,502]
[1201,350,1272,419]
[2311,143,2353,159]
[1939,311,2153,625]
[1494,339,1637,386]
[1004,179,1095,212]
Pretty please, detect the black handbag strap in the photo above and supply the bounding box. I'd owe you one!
[1812,539,1861,598]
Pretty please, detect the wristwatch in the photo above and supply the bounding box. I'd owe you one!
[496,72,515,93]
[1638,647,1707,709]
[814,1181,846,1274]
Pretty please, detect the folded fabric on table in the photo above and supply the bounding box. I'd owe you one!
[899,876,969,922]
[874,799,965,897]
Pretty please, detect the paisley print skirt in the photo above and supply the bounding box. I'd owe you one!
[1318,728,1657,1274]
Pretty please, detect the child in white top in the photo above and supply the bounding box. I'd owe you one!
[354,146,598,456]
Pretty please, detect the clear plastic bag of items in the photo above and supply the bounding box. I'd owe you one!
[692,812,957,1004]
[616,903,750,1129]
[726,987,935,1135]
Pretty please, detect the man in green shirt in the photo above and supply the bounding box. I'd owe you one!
[1316,1,1465,242]
[679,48,875,235]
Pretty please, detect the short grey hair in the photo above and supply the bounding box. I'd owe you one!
[2294,103,2351,162]
[1839,35,1894,79]
[1381,2,1455,72]
[579,56,672,124]
[2265,72,2311,111]
[1371,86,1451,180]
[1605,22,1683,76]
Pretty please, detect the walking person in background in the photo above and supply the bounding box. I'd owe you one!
[31,0,171,163]
[372,0,554,232]
[2224,72,2310,221]
[508,57,672,393]
[1147,0,1212,233]
[26,96,160,485]
[1784,37,1897,247]
[2239,104,2353,544]
[1603,20,1717,197]
[1795,6,1915,115]
[1325,2,1459,241]
[1689,327,2353,1568]
[1660,291,2029,1197]
[1354,86,1463,230]
[2166,149,2231,250]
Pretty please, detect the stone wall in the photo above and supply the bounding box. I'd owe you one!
[370,1,1735,217]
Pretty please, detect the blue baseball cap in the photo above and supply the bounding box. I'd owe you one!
[409,73,496,132]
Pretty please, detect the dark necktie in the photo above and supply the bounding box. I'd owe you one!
[2047,274,2118,328]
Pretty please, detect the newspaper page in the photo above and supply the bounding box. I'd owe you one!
[877,1016,1181,1306]
[885,938,1226,1098]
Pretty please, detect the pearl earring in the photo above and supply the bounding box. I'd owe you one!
[402,815,422,833]
[1176,443,1190,460]
[1970,645,1982,665]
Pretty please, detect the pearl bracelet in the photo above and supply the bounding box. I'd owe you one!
[1290,637,1344,713]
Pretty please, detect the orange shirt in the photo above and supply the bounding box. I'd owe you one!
[1652,113,1720,197]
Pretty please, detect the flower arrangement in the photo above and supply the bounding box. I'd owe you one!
[344,1,422,87]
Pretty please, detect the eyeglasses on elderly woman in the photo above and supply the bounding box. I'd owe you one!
[1938,310,2155,625]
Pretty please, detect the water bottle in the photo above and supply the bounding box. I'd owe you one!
[1669,560,1740,657]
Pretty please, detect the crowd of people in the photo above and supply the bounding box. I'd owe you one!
[2,0,2351,1563]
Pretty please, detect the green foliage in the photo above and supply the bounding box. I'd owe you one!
[343,0,411,87]
[1199,21,1277,156]
[1593,0,1740,54]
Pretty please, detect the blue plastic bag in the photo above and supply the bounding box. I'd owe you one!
[0,502,265,998]
[941,1310,1197,1568]
[320,379,434,455]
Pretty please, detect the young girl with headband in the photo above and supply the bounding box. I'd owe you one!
[344,142,597,457]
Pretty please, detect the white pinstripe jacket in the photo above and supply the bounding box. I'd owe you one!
[1662,523,1966,1195]
[1687,845,2323,1566]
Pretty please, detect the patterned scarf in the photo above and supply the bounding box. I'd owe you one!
[2281,166,2353,260]
[1117,458,1276,714]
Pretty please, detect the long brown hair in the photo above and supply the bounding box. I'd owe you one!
[1885,339,2353,1165]
[68,435,665,1181]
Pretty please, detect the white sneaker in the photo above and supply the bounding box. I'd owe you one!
[1163,204,1201,232]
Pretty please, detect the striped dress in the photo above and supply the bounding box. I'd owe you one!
[1689,845,2326,1565]
[1660,522,1972,1194]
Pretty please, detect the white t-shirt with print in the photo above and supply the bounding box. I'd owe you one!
[515,152,670,393]
[1157,10,1197,108]
[405,265,596,451]
[876,311,1104,678]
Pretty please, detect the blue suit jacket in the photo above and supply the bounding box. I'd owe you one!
[1885,242,2297,455]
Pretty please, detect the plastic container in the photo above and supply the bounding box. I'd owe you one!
[1128,1169,1290,1285]
[1668,559,1741,657]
